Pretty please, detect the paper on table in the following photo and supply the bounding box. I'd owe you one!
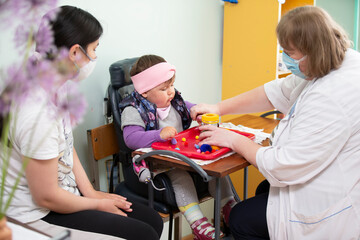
[220,122,270,144]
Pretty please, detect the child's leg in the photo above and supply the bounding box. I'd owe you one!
[208,177,237,225]
[166,169,222,239]
[165,168,199,206]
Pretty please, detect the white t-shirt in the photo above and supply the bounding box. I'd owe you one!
[257,49,360,239]
[1,83,80,223]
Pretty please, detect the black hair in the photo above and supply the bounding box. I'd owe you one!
[50,5,103,50]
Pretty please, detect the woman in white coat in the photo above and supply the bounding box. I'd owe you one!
[190,6,360,240]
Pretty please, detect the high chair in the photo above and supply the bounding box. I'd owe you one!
[87,57,215,240]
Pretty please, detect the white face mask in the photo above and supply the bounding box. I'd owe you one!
[72,46,97,82]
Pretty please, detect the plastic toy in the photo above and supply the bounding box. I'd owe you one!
[152,127,255,160]
[200,144,213,153]
[132,155,151,183]
[171,138,177,145]
[201,113,219,127]
[132,155,166,191]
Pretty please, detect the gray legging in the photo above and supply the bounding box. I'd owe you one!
[166,168,234,207]
[42,202,163,240]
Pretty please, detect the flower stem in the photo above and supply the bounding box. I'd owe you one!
[22,27,34,67]
[0,114,11,214]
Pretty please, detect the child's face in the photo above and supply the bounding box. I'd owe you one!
[141,77,175,108]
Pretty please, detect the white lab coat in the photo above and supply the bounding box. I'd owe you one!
[257,48,360,240]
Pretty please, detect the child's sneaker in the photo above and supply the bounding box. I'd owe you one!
[222,199,236,227]
[190,217,224,240]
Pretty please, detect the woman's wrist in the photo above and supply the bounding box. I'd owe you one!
[93,198,101,211]
[79,185,97,198]
[216,102,222,116]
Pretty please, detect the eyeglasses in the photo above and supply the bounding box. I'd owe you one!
[79,45,96,61]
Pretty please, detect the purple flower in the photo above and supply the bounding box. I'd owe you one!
[0,53,74,117]
[55,82,88,126]
[14,24,32,53]
[1,0,58,30]
[3,0,57,20]
[0,65,31,115]
[0,0,10,14]
[35,18,54,54]
[1,0,88,125]
[26,58,60,94]
[53,48,76,81]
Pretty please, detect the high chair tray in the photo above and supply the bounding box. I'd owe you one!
[151,127,255,160]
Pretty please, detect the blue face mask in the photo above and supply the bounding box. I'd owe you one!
[282,52,307,79]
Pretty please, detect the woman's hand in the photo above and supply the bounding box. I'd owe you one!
[190,104,220,123]
[199,125,262,167]
[89,190,128,201]
[88,190,133,216]
[198,125,239,149]
[97,198,133,217]
[160,126,177,140]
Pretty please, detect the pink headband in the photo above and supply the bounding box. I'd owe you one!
[131,62,176,94]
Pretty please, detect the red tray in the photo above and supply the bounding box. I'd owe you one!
[151,127,255,160]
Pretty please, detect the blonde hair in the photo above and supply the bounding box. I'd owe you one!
[277,6,352,78]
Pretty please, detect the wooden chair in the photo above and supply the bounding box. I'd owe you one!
[87,123,183,240]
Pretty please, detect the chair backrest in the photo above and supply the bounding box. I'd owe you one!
[107,57,138,165]
[260,110,284,120]
[108,57,162,195]
[87,123,119,190]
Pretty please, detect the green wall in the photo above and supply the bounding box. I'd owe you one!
[316,0,360,50]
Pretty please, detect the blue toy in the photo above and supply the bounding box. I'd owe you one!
[200,144,212,153]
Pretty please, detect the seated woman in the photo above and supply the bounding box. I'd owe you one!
[1,5,163,240]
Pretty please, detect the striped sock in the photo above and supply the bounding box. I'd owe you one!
[180,203,204,225]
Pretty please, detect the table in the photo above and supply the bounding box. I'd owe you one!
[133,114,279,239]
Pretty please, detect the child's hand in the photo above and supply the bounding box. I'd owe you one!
[160,126,178,140]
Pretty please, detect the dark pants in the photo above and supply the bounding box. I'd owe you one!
[42,202,163,240]
[229,180,270,240]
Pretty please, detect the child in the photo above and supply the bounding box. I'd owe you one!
[119,54,237,240]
